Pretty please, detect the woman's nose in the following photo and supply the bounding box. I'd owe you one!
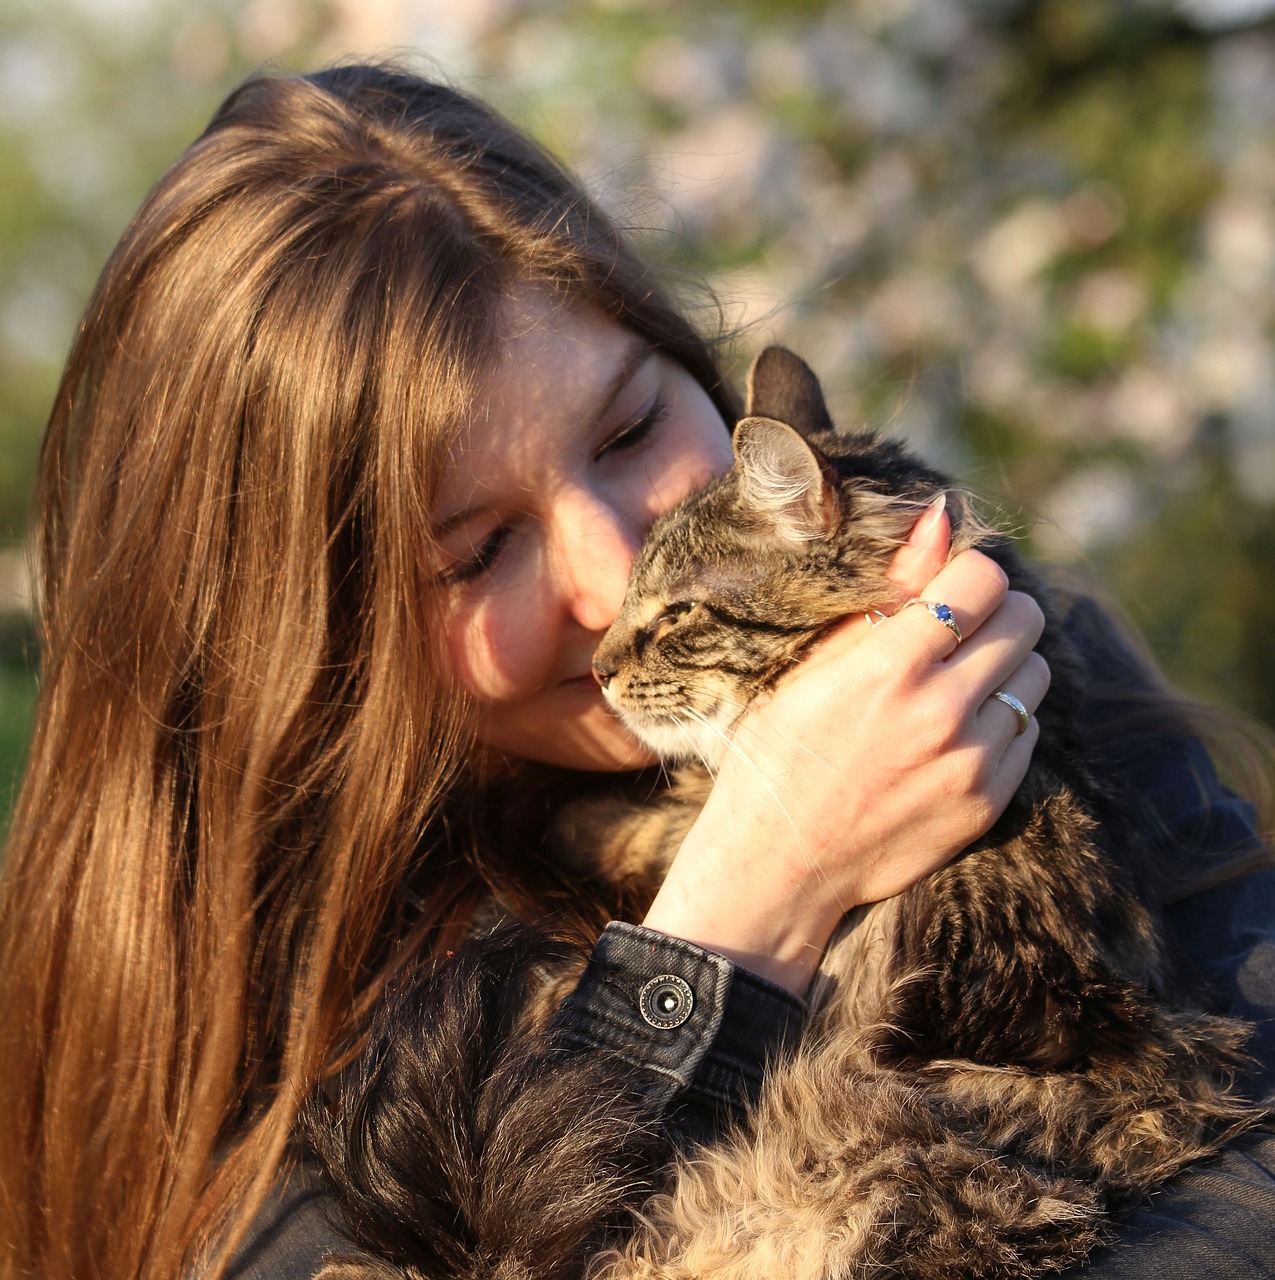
[552,490,642,632]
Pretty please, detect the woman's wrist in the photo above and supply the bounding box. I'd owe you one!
[641,820,850,996]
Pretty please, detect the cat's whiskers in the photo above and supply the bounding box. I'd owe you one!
[652,754,676,789]
[668,711,718,778]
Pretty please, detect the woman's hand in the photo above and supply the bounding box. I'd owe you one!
[641,501,1050,996]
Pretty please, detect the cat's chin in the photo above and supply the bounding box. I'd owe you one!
[609,704,735,770]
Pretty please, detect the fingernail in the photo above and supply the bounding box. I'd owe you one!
[909,491,947,543]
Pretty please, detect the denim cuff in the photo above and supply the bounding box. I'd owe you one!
[549,920,806,1133]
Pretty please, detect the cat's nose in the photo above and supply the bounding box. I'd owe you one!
[592,657,617,689]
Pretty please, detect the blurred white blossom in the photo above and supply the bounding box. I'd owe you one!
[6,0,1275,717]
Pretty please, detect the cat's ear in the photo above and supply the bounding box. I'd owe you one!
[744,348,836,439]
[733,416,838,542]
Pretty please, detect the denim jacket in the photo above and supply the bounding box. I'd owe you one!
[231,850,1274,1279]
[230,642,1275,1278]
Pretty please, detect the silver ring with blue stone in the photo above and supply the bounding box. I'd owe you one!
[905,598,962,645]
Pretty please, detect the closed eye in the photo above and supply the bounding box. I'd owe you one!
[647,600,697,641]
[595,397,669,460]
[439,525,511,585]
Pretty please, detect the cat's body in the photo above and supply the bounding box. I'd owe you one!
[550,349,1264,1277]
[310,349,1266,1280]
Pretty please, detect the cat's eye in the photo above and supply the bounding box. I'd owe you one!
[649,601,697,639]
[595,397,669,460]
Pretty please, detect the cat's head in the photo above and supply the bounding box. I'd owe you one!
[592,348,938,764]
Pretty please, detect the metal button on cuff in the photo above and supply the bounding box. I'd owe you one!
[639,974,695,1029]
[548,921,733,1109]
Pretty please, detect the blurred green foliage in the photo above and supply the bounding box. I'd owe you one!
[3,0,1275,832]
[0,664,36,837]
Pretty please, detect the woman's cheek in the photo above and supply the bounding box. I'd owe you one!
[669,387,733,501]
[443,591,542,704]
[632,424,731,525]
[443,597,512,703]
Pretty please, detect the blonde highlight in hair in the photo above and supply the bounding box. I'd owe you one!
[0,63,735,1279]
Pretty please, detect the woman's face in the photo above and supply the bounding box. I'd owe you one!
[435,289,734,771]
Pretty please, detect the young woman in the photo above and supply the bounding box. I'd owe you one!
[0,63,1270,1280]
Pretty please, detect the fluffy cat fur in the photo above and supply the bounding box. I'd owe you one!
[308,349,1266,1279]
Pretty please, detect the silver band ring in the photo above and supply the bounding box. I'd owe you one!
[991,689,1030,735]
[904,599,962,645]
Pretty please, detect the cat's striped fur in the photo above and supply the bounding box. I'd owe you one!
[560,348,1265,1276]
[309,349,1265,1280]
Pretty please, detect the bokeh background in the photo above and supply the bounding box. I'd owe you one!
[4,0,1275,829]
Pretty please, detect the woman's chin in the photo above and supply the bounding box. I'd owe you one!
[477,694,661,772]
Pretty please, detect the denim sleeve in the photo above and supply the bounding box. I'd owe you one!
[1073,1128,1275,1277]
[227,925,807,1277]
[1065,592,1274,1083]
[549,920,807,1142]
[224,1164,358,1279]
[1167,869,1275,1102]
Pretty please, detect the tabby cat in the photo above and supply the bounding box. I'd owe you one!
[309,349,1265,1280]
[551,347,1265,1277]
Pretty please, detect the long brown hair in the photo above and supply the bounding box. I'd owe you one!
[0,63,736,1279]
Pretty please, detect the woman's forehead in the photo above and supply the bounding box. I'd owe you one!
[433,286,651,518]
[487,286,647,410]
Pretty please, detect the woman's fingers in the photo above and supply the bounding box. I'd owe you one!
[990,710,1040,797]
[886,493,951,598]
[946,589,1047,686]
[888,548,1011,662]
[976,651,1051,742]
